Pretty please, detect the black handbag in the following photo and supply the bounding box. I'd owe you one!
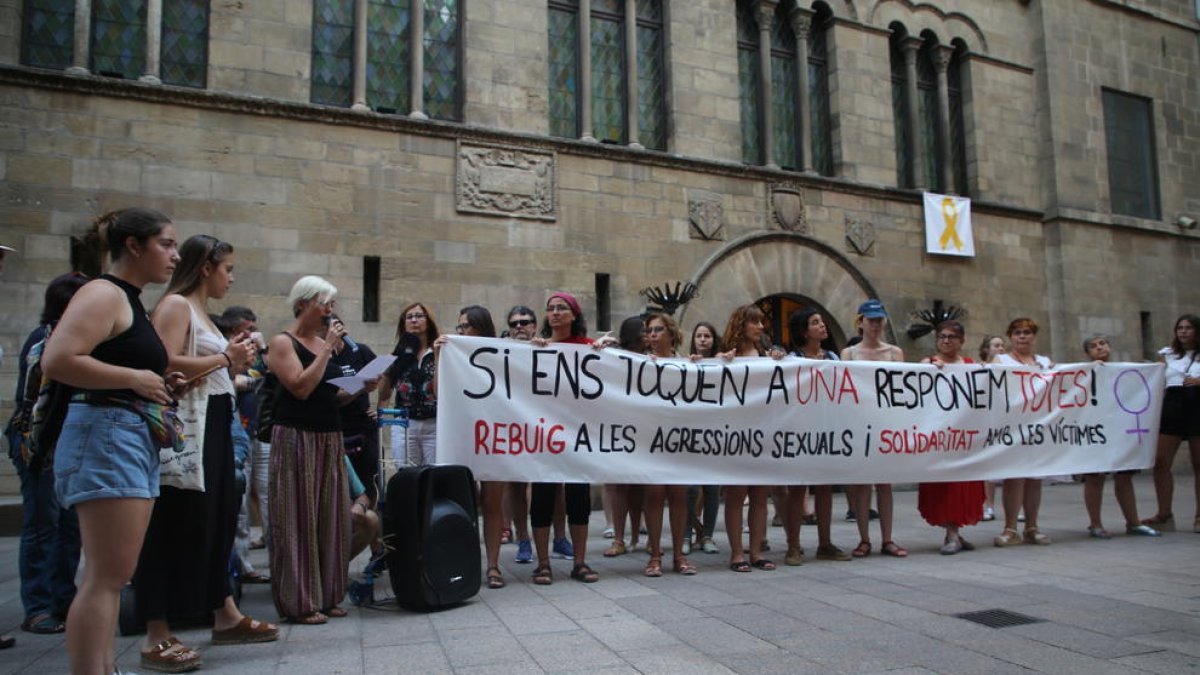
[252,372,279,443]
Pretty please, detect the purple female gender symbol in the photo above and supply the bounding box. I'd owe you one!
[1113,369,1152,442]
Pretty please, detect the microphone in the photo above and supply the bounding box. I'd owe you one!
[327,315,358,351]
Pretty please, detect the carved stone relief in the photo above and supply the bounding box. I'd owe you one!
[688,190,725,241]
[769,184,807,233]
[456,141,555,220]
[845,217,876,256]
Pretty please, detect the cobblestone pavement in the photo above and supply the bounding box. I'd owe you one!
[2,475,1198,674]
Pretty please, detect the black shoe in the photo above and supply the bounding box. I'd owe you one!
[845,510,856,521]
[868,509,880,520]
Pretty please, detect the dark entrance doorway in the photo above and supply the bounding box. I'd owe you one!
[753,294,847,354]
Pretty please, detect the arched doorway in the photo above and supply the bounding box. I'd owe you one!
[679,231,893,347]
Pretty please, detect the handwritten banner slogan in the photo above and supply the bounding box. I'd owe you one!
[435,337,1164,486]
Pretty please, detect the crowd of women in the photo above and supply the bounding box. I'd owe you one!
[3,208,1199,674]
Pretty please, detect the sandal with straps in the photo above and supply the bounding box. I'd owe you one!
[141,637,202,673]
[644,556,663,577]
[673,557,698,575]
[881,540,908,558]
[852,541,872,558]
[532,562,553,585]
[486,566,506,589]
[211,616,278,644]
[570,563,599,583]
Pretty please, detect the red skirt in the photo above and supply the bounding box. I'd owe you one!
[917,481,985,527]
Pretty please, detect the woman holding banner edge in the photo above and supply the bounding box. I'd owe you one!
[641,313,697,576]
[990,317,1053,546]
[1142,314,1200,533]
[785,308,852,563]
[528,292,598,584]
[917,320,986,555]
[718,304,776,572]
[841,299,908,558]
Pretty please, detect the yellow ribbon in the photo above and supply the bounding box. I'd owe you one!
[938,197,963,251]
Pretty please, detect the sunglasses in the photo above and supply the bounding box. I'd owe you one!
[508,318,535,328]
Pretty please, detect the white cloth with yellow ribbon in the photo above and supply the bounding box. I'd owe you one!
[924,192,974,257]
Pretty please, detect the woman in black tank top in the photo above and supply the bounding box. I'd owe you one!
[265,275,353,625]
[42,208,185,675]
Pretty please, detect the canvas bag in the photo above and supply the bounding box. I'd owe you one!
[160,307,208,491]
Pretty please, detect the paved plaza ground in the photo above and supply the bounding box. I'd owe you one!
[1,474,1198,674]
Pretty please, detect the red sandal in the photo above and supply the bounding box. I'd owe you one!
[881,541,908,558]
[852,541,872,558]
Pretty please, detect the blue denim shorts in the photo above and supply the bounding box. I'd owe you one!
[55,403,160,508]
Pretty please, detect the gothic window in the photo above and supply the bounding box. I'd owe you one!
[312,0,355,106]
[160,0,208,87]
[890,25,968,194]
[736,0,762,164]
[738,0,834,174]
[1103,89,1160,220]
[90,0,147,79]
[21,0,74,70]
[313,0,461,121]
[547,0,668,150]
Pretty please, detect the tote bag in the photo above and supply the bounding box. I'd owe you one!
[160,308,208,491]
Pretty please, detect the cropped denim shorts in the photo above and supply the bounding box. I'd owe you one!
[55,403,159,508]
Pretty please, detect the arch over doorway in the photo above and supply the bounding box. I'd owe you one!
[679,232,896,346]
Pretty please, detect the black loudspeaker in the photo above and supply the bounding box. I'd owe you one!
[383,465,480,611]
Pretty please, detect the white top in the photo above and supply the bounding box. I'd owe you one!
[993,353,1052,369]
[191,304,234,396]
[1159,347,1199,388]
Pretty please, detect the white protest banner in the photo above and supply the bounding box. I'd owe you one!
[436,337,1163,485]
[924,192,974,257]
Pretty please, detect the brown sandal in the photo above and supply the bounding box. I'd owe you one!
[603,540,627,557]
[486,566,506,589]
[852,541,872,558]
[211,616,279,644]
[570,563,599,583]
[532,563,553,585]
[141,637,202,673]
[644,556,663,577]
[881,541,908,558]
[323,606,348,618]
[673,557,698,575]
[289,612,327,625]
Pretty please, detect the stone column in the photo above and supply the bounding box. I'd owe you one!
[790,6,814,173]
[352,0,369,111]
[755,0,778,168]
[932,44,956,193]
[579,0,596,141]
[409,0,427,119]
[901,35,923,189]
[67,0,90,75]
[624,0,642,149]
[140,0,162,83]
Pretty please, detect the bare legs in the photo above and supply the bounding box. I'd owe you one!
[852,484,896,546]
[1148,434,1200,525]
[69,498,153,675]
[724,486,769,565]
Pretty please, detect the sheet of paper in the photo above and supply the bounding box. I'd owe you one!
[329,354,397,395]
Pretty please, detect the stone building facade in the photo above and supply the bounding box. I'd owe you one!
[0,0,1197,425]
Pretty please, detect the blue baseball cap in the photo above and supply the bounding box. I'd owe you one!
[858,299,887,318]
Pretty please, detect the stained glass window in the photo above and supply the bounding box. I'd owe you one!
[548,1,580,138]
[890,28,911,188]
[161,0,208,88]
[591,3,625,143]
[948,46,968,195]
[424,0,460,121]
[636,0,666,150]
[808,10,833,176]
[367,0,410,113]
[917,38,940,191]
[312,0,354,107]
[21,0,74,70]
[737,0,761,164]
[91,0,146,80]
[769,2,797,169]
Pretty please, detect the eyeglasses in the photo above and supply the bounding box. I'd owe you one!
[936,334,961,341]
[455,323,471,334]
[546,304,572,314]
[508,318,535,328]
[644,325,667,334]
[405,312,426,321]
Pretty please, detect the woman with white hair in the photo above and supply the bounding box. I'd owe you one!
[266,275,352,624]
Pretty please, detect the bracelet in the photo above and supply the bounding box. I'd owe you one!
[221,352,233,367]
